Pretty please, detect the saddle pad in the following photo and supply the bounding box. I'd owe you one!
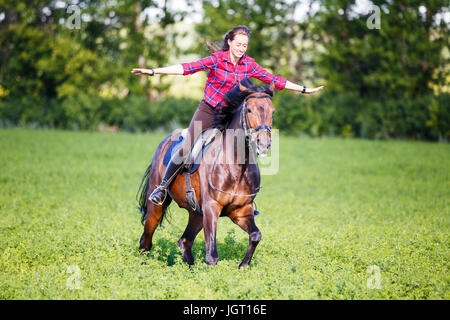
[163,135,183,166]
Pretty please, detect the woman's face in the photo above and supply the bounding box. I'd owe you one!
[228,33,249,59]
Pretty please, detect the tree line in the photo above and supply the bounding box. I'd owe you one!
[0,0,448,140]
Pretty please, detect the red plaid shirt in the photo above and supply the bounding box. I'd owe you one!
[181,50,287,108]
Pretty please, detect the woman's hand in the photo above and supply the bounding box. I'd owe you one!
[303,86,324,94]
[284,81,324,94]
[131,68,154,76]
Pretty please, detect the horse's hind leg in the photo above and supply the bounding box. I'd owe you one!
[139,198,171,252]
[177,212,203,265]
[229,205,262,268]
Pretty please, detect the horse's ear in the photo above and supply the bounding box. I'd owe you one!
[269,81,275,92]
[238,81,247,92]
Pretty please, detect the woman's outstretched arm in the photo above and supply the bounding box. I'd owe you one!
[131,64,184,76]
[131,54,218,76]
[250,60,324,94]
[285,80,324,94]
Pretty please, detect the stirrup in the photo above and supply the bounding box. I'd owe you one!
[149,185,168,206]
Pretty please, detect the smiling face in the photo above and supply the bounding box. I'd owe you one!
[227,33,249,60]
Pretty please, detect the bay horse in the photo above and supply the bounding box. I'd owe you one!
[136,78,275,268]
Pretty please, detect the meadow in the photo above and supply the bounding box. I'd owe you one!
[0,128,448,299]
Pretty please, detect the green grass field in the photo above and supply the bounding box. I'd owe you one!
[0,128,448,299]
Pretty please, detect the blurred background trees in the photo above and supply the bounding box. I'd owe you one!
[0,0,448,140]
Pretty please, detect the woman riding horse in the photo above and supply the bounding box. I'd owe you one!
[132,25,323,206]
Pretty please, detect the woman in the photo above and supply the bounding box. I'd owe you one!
[132,25,324,205]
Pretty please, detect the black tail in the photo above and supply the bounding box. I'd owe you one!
[136,160,152,225]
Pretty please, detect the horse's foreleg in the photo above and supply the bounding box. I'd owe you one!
[139,199,170,252]
[177,212,203,265]
[229,205,261,268]
[203,201,222,265]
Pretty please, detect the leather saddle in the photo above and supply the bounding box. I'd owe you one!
[163,128,218,174]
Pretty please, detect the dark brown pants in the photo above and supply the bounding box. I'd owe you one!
[177,100,215,159]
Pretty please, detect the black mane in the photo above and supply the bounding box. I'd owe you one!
[223,78,274,109]
[212,78,274,130]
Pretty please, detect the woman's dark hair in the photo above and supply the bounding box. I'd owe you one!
[206,25,251,54]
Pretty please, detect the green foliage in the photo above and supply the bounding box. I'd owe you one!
[0,0,448,141]
[0,95,199,131]
[357,94,450,140]
[0,0,189,102]
[315,0,449,99]
[119,96,198,132]
[0,129,448,299]
[1,92,448,140]
[273,91,450,141]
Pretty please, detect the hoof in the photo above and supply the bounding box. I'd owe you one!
[178,239,195,265]
[183,253,195,265]
[205,255,218,266]
[139,235,152,252]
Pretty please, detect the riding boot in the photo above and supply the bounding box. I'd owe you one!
[149,155,184,205]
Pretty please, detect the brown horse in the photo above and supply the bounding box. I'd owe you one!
[136,79,275,268]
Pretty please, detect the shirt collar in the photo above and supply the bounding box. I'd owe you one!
[221,50,246,65]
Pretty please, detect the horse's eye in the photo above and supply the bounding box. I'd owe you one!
[247,108,252,113]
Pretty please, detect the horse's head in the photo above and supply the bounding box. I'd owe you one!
[238,80,275,156]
